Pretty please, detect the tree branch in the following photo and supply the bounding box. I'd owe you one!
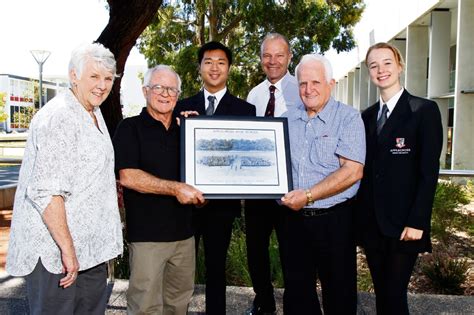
[218,14,243,40]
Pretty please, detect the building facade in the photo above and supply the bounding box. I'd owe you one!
[0,74,68,132]
[330,0,473,170]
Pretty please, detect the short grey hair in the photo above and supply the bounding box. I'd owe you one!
[143,65,182,92]
[295,54,333,84]
[68,43,117,84]
[260,32,291,57]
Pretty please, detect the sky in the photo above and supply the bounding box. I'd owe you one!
[0,0,404,101]
[0,0,146,79]
[0,0,365,81]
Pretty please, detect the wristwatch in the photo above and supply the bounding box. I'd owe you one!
[305,189,314,205]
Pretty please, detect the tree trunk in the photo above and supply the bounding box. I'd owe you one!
[208,0,218,41]
[96,0,162,137]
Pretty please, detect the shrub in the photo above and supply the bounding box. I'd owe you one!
[194,218,252,285]
[431,180,470,241]
[356,249,374,292]
[268,231,284,288]
[113,182,130,279]
[194,216,284,288]
[357,267,374,292]
[195,239,206,284]
[12,106,38,129]
[420,245,468,295]
[114,241,130,279]
[226,219,252,286]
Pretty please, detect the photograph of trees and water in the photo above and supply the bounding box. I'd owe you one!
[194,128,280,186]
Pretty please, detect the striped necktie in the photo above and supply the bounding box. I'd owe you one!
[264,85,276,117]
[206,95,216,116]
[376,104,388,135]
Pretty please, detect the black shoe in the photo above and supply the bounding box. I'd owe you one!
[245,305,276,315]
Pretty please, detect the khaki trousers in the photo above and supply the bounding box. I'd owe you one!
[127,237,195,315]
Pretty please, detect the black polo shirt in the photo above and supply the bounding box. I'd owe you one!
[113,107,193,242]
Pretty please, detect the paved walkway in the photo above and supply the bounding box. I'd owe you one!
[0,166,20,187]
[0,275,472,315]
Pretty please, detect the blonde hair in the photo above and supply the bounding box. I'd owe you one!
[365,42,405,69]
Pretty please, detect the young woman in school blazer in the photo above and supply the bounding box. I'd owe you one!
[356,42,443,315]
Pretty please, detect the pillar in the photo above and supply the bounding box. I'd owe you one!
[347,72,354,107]
[428,9,451,168]
[353,67,361,110]
[406,26,429,97]
[452,0,474,169]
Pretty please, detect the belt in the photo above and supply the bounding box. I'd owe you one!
[301,207,334,217]
[300,198,354,217]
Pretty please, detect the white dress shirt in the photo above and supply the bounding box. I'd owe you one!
[377,87,404,119]
[247,72,302,117]
[204,87,227,113]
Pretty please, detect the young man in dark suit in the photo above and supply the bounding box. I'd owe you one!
[174,41,256,315]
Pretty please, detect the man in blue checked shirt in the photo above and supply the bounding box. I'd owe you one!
[280,53,366,315]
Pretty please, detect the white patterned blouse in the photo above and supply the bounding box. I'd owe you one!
[6,89,123,276]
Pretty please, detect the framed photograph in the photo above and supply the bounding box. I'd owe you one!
[181,116,293,199]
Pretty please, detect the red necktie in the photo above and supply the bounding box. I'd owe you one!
[265,85,276,117]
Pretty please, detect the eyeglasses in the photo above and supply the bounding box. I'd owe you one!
[147,84,180,97]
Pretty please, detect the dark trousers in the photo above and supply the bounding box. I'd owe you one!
[194,209,236,315]
[244,199,288,312]
[365,249,418,315]
[283,203,357,315]
[26,259,108,315]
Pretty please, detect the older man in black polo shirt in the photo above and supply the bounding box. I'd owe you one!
[113,65,205,315]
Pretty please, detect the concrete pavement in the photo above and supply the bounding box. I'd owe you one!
[0,166,20,188]
[0,273,472,315]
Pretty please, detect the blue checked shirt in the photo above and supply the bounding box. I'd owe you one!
[283,97,366,209]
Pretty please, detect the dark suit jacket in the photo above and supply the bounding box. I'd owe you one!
[175,89,256,217]
[175,89,256,117]
[356,90,443,247]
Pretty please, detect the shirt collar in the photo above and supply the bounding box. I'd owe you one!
[66,89,99,114]
[140,107,178,130]
[295,97,335,124]
[204,87,227,105]
[378,87,404,117]
[265,71,290,92]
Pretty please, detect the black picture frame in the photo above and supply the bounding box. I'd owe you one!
[181,116,293,199]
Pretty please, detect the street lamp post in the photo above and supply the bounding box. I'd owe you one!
[30,50,51,108]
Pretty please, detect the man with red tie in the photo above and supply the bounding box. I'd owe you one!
[244,33,303,315]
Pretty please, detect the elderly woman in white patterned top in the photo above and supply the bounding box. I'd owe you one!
[6,42,123,315]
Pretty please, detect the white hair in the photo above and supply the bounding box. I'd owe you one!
[68,42,117,85]
[143,65,182,92]
[295,54,333,83]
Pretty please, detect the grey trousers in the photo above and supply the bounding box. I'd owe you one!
[25,259,108,315]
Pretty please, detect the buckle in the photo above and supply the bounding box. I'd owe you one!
[301,208,332,217]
